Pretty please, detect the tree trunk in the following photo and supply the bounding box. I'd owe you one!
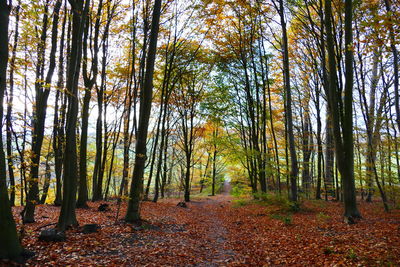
[383,0,399,134]
[6,4,19,207]
[24,0,61,223]
[278,0,298,202]
[184,155,191,202]
[325,0,360,219]
[57,0,88,231]
[0,1,23,260]
[125,0,162,223]
[40,152,52,204]
[53,2,67,206]
[77,0,101,207]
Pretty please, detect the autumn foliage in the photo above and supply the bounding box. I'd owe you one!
[1,194,399,266]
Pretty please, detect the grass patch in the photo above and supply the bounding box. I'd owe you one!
[269,213,293,225]
[233,198,250,207]
[308,199,328,208]
[346,248,358,260]
[253,192,300,213]
[323,246,335,255]
[316,212,331,223]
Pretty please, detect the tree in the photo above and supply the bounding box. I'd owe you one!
[275,0,298,202]
[325,0,361,220]
[57,0,89,231]
[77,0,103,208]
[23,0,62,223]
[125,0,162,223]
[6,3,20,206]
[0,0,23,260]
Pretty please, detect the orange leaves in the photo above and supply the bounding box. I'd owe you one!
[4,197,400,266]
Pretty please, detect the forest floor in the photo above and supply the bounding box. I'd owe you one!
[2,187,400,266]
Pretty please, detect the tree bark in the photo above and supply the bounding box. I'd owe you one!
[77,0,102,208]
[125,0,162,222]
[0,1,23,260]
[278,0,298,202]
[6,4,19,206]
[53,1,68,206]
[325,0,360,219]
[57,0,88,231]
[24,0,62,223]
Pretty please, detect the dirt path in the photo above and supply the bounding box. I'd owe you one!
[16,185,243,266]
[189,182,236,266]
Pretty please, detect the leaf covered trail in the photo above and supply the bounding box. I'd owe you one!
[2,192,400,266]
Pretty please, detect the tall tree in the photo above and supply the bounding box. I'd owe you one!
[125,0,162,222]
[77,0,103,208]
[276,0,298,202]
[325,0,361,220]
[23,0,62,223]
[6,3,20,206]
[0,0,23,260]
[383,0,399,134]
[53,0,68,206]
[57,0,89,231]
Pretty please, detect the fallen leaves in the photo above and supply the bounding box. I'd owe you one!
[1,196,399,266]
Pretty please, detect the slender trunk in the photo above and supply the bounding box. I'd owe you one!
[0,1,23,260]
[383,0,399,133]
[184,154,191,202]
[6,5,19,206]
[325,0,360,218]
[53,3,67,206]
[77,1,101,207]
[125,0,162,222]
[40,152,52,204]
[24,0,61,223]
[315,85,323,199]
[57,0,88,231]
[278,0,298,202]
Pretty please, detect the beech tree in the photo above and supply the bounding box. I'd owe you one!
[125,0,162,222]
[23,0,62,223]
[0,0,23,260]
[57,0,89,231]
[325,0,360,220]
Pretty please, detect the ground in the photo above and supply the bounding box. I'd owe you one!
[2,187,400,266]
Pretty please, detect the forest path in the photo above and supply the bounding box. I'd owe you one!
[188,181,236,266]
